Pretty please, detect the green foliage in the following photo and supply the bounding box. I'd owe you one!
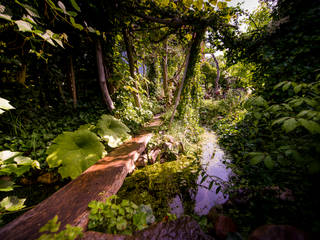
[37,215,83,240]
[46,129,105,179]
[88,196,155,235]
[0,196,25,212]
[96,114,131,148]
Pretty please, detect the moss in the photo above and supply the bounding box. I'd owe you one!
[117,154,201,220]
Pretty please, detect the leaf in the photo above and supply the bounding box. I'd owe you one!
[70,16,83,30]
[14,156,33,165]
[272,117,290,126]
[294,84,302,93]
[217,1,227,9]
[282,118,298,133]
[96,115,131,148]
[0,150,21,162]
[0,97,15,111]
[0,13,12,21]
[46,129,105,179]
[249,152,265,165]
[70,0,81,12]
[15,20,33,32]
[0,180,15,192]
[133,211,147,230]
[282,81,291,91]
[57,1,67,14]
[273,81,286,89]
[253,96,267,107]
[264,155,274,169]
[298,119,320,134]
[0,196,25,211]
[209,0,218,6]
[39,215,60,233]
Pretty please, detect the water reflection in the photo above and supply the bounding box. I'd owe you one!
[169,131,232,216]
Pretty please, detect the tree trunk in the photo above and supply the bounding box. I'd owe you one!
[95,38,115,112]
[169,28,206,125]
[162,40,169,103]
[212,53,220,93]
[169,46,192,126]
[122,28,141,108]
[69,55,77,108]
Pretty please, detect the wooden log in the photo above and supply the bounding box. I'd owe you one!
[0,130,155,240]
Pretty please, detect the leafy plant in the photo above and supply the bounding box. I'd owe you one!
[88,196,155,235]
[37,215,83,240]
[46,129,105,179]
[96,114,131,148]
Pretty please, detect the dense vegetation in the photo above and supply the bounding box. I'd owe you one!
[0,0,319,238]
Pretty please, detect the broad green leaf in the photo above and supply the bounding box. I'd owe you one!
[273,81,286,89]
[298,119,320,134]
[96,115,131,148]
[294,84,302,93]
[0,150,21,162]
[46,129,105,179]
[116,217,127,231]
[133,211,147,230]
[0,97,15,111]
[0,196,25,211]
[272,117,290,126]
[194,0,204,10]
[70,0,81,12]
[0,13,12,21]
[14,156,33,165]
[15,20,33,32]
[0,180,15,192]
[264,155,274,169]
[249,152,265,165]
[253,96,267,107]
[282,118,298,133]
[282,81,291,91]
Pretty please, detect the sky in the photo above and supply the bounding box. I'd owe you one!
[228,0,260,13]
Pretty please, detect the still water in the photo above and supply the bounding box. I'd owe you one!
[169,131,232,216]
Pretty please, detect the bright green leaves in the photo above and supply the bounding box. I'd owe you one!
[88,196,155,235]
[0,196,26,211]
[45,114,131,179]
[0,150,40,177]
[46,129,104,179]
[70,0,81,12]
[298,119,320,134]
[38,216,83,240]
[96,115,131,148]
[282,118,298,133]
[0,97,15,115]
[248,152,274,169]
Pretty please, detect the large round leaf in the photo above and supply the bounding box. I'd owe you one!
[46,129,105,179]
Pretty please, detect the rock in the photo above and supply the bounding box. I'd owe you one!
[37,172,59,184]
[249,225,306,240]
[135,154,148,167]
[149,148,161,164]
[214,215,237,240]
[132,216,214,240]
